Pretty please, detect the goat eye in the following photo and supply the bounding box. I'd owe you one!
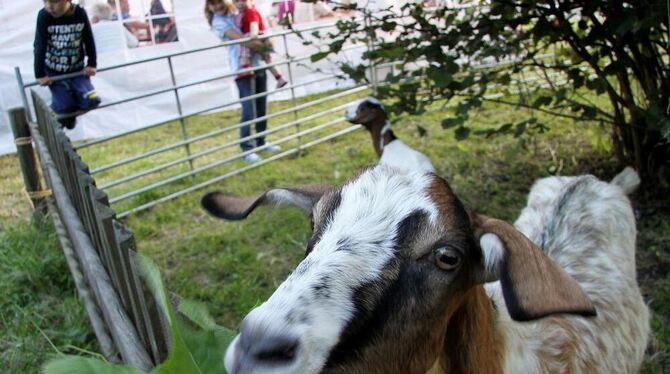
[434,247,461,271]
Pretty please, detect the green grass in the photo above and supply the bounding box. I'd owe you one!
[0,220,97,372]
[1,90,668,372]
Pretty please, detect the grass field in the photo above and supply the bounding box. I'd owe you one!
[1,91,668,373]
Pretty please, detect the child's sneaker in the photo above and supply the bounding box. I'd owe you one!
[84,90,101,109]
[60,117,77,130]
[263,144,281,154]
[276,77,288,89]
[243,152,262,163]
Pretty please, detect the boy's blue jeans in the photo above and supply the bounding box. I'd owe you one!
[235,71,267,152]
[49,74,100,114]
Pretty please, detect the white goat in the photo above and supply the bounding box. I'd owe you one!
[345,97,435,173]
[201,166,649,374]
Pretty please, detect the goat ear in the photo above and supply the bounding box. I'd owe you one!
[201,185,330,220]
[471,213,596,321]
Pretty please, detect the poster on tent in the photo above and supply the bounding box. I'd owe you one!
[81,0,178,48]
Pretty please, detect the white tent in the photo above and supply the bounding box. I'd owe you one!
[0,0,377,156]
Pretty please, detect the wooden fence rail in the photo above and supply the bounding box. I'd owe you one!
[8,91,170,370]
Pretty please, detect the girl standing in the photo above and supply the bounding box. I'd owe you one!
[205,0,281,162]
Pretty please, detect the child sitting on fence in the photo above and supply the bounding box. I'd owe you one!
[34,0,101,130]
[236,0,288,89]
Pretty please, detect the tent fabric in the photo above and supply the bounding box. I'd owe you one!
[0,0,375,156]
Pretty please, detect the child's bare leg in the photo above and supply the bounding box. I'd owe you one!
[264,53,288,88]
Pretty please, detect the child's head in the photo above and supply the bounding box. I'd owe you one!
[89,3,113,23]
[43,0,71,18]
[234,0,253,11]
[204,0,236,24]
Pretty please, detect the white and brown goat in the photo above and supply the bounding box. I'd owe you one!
[201,166,649,374]
[345,97,435,173]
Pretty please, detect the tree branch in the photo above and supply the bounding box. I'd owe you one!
[479,96,614,124]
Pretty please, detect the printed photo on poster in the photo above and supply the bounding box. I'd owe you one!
[81,0,178,48]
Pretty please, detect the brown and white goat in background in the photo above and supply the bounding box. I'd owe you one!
[345,97,435,173]
[202,166,649,374]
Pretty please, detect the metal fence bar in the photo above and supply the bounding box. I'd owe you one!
[17,24,361,124]
[364,14,378,95]
[77,72,354,151]
[166,56,194,172]
[14,67,33,122]
[90,86,367,176]
[96,86,366,190]
[117,125,363,218]
[282,33,302,151]
[109,115,350,205]
[21,19,353,88]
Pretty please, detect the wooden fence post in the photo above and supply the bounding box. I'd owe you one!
[9,107,48,218]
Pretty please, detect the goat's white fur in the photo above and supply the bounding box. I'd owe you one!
[228,167,438,373]
[480,233,504,275]
[346,98,436,174]
[379,138,436,174]
[224,167,649,373]
[484,169,649,373]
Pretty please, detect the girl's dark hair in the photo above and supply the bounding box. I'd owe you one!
[204,0,214,25]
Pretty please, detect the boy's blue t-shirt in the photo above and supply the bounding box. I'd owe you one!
[211,13,260,73]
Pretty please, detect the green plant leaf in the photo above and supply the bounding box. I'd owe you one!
[441,116,464,129]
[310,51,329,63]
[514,121,527,138]
[42,255,236,374]
[42,357,143,374]
[532,96,552,108]
[454,126,471,140]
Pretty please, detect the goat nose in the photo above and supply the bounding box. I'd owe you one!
[344,107,356,121]
[251,335,299,364]
[232,321,300,372]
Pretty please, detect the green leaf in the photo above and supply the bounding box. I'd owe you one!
[329,39,345,54]
[567,68,585,89]
[532,96,552,108]
[380,21,397,32]
[310,51,329,63]
[497,123,513,133]
[376,46,406,59]
[497,74,512,85]
[427,67,452,88]
[42,357,143,374]
[514,121,527,138]
[340,64,367,82]
[661,118,670,140]
[585,78,607,94]
[581,106,598,119]
[554,88,567,104]
[43,255,237,374]
[454,126,471,140]
[441,116,464,129]
[615,17,635,36]
[136,255,203,374]
[444,60,459,75]
[603,61,622,76]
